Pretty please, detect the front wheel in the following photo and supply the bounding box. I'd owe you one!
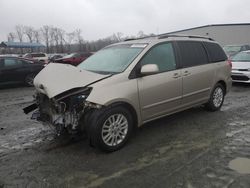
[88,106,133,152]
[205,83,225,111]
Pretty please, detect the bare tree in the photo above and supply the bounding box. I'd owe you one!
[15,25,25,42]
[8,24,148,54]
[75,29,85,51]
[50,27,59,52]
[66,32,76,52]
[7,32,15,42]
[116,32,124,41]
[24,26,34,43]
[49,27,66,53]
[137,31,147,38]
[41,25,51,53]
[58,28,65,53]
[33,29,41,43]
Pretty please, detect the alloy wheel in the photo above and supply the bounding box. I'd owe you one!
[101,114,128,146]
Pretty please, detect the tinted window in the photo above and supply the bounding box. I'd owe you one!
[204,42,227,62]
[4,58,22,67]
[140,43,176,72]
[177,41,208,68]
[241,46,247,51]
[242,45,250,50]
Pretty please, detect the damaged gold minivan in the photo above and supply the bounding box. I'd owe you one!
[24,35,232,152]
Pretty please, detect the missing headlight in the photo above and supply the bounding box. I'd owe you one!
[54,87,92,102]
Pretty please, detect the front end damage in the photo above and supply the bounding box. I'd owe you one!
[23,63,111,135]
[24,88,101,135]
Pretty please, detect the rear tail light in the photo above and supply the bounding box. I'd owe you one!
[227,60,232,69]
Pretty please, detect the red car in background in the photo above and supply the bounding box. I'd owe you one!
[53,52,92,66]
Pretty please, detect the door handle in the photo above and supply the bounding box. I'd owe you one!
[183,71,191,76]
[173,73,180,78]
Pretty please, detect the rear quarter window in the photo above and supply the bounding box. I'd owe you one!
[203,42,227,62]
[177,41,208,68]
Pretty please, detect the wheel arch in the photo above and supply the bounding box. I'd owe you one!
[217,80,226,92]
[108,101,139,129]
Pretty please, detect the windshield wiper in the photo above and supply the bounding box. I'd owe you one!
[88,70,119,75]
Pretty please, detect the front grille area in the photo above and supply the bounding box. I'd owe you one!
[231,75,249,81]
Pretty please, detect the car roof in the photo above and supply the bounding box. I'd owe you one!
[109,34,216,47]
[0,56,34,61]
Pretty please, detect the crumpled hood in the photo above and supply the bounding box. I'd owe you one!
[34,63,110,98]
[232,61,250,69]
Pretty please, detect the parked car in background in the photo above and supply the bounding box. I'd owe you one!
[23,53,49,63]
[223,44,250,58]
[53,52,92,66]
[0,55,40,63]
[231,50,250,83]
[0,54,19,57]
[0,56,44,86]
[48,54,64,63]
[25,35,231,152]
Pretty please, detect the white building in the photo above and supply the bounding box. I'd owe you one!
[164,23,250,46]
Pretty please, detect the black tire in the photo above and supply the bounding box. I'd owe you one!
[205,83,225,111]
[87,105,133,152]
[25,73,35,86]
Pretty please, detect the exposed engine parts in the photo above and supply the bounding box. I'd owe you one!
[23,88,102,135]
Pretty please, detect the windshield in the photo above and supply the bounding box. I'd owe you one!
[63,53,75,58]
[23,53,32,58]
[78,44,147,74]
[223,46,241,53]
[232,51,250,62]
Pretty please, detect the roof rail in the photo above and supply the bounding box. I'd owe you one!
[124,38,137,41]
[123,34,214,42]
[158,34,214,41]
[123,35,156,41]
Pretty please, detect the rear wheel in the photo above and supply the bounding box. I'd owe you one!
[87,106,133,152]
[205,83,225,111]
[25,73,35,86]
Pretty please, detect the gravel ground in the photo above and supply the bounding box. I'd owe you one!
[0,84,250,188]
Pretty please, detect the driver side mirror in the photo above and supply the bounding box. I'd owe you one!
[140,64,159,76]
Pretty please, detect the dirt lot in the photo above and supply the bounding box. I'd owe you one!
[0,84,250,188]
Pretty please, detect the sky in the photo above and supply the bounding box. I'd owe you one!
[0,0,250,42]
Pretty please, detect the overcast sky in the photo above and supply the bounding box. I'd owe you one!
[0,0,250,42]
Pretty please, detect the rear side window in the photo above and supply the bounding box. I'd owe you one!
[140,43,176,72]
[203,42,227,62]
[177,41,208,68]
[4,58,22,67]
